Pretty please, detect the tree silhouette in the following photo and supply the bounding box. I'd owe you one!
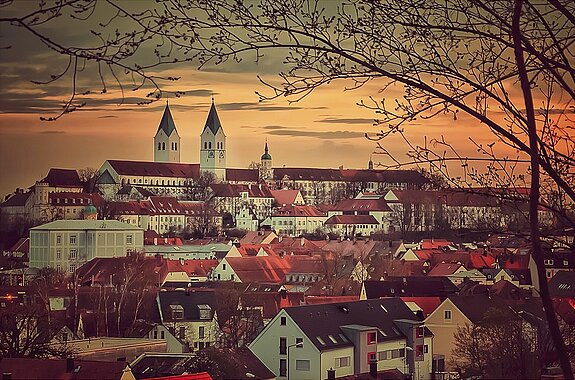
[1,0,574,375]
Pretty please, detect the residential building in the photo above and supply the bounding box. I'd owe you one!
[269,205,327,236]
[157,290,220,352]
[29,219,144,271]
[249,298,433,380]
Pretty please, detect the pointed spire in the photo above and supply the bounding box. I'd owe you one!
[203,99,222,134]
[261,140,272,160]
[157,102,177,136]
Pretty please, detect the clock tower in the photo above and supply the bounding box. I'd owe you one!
[200,99,226,180]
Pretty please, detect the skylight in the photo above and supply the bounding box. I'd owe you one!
[317,337,326,346]
[328,335,337,344]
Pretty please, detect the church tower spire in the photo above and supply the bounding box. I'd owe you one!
[154,101,181,163]
[259,140,273,180]
[200,99,227,180]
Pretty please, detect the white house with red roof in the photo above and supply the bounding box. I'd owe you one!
[326,197,393,236]
[268,205,327,236]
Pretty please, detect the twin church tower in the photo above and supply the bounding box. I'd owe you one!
[153,99,271,181]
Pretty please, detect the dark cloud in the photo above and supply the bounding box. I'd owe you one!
[266,129,365,139]
[319,117,377,125]
[262,125,289,130]
[39,130,66,134]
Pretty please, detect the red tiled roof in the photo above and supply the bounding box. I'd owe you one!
[180,260,218,277]
[332,198,392,212]
[400,296,442,317]
[469,253,496,269]
[272,204,325,217]
[225,256,291,283]
[420,239,452,249]
[427,262,465,276]
[107,160,200,178]
[270,189,301,205]
[240,231,277,245]
[324,215,379,225]
[225,168,259,182]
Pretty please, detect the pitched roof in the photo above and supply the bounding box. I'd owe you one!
[427,262,465,276]
[448,295,514,323]
[107,160,200,178]
[272,204,325,217]
[203,101,224,135]
[270,189,301,206]
[9,237,29,253]
[224,256,291,283]
[240,231,277,245]
[284,298,422,351]
[30,219,143,231]
[42,168,82,188]
[210,183,273,198]
[157,103,179,137]
[400,297,442,317]
[158,290,216,322]
[225,168,259,182]
[1,191,31,207]
[548,270,575,298]
[324,215,379,225]
[363,277,459,298]
[273,168,428,184]
[49,192,105,207]
[332,198,392,212]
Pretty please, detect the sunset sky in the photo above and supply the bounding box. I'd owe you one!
[0,1,529,199]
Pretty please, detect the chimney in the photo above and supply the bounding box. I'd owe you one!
[179,258,185,266]
[327,368,336,380]
[154,237,158,245]
[300,237,305,247]
[369,358,378,378]
[66,358,74,373]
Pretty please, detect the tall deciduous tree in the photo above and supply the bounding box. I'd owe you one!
[1,0,574,375]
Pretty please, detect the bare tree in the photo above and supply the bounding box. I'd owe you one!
[1,0,573,375]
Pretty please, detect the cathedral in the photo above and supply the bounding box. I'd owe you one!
[96,101,428,203]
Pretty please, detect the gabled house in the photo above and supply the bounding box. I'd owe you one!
[529,250,575,292]
[424,295,518,369]
[211,256,291,283]
[249,298,433,380]
[157,290,219,352]
[360,277,459,300]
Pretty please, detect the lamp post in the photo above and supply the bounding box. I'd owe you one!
[286,341,303,380]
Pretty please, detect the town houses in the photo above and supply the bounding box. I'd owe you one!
[1,101,573,380]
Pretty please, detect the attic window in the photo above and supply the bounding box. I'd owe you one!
[170,304,184,320]
[198,304,211,320]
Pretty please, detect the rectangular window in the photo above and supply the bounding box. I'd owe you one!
[296,337,303,347]
[56,264,62,272]
[295,360,310,371]
[161,331,165,339]
[179,326,185,339]
[424,344,429,354]
[444,310,452,320]
[153,330,158,339]
[56,249,61,259]
[279,359,287,377]
[280,316,286,325]
[70,235,77,244]
[378,351,388,361]
[69,264,76,273]
[416,326,425,338]
[335,356,350,368]
[56,235,62,244]
[367,331,377,344]
[126,234,133,244]
[279,337,287,355]
[367,351,377,364]
[69,249,77,259]
[199,326,205,339]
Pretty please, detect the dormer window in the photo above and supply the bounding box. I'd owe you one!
[170,304,184,320]
[198,304,211,320]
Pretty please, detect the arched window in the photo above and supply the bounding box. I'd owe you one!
[174,142,177,150]
[204,142,207,149]
[208,141,212,149]
[158,142,161,150]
